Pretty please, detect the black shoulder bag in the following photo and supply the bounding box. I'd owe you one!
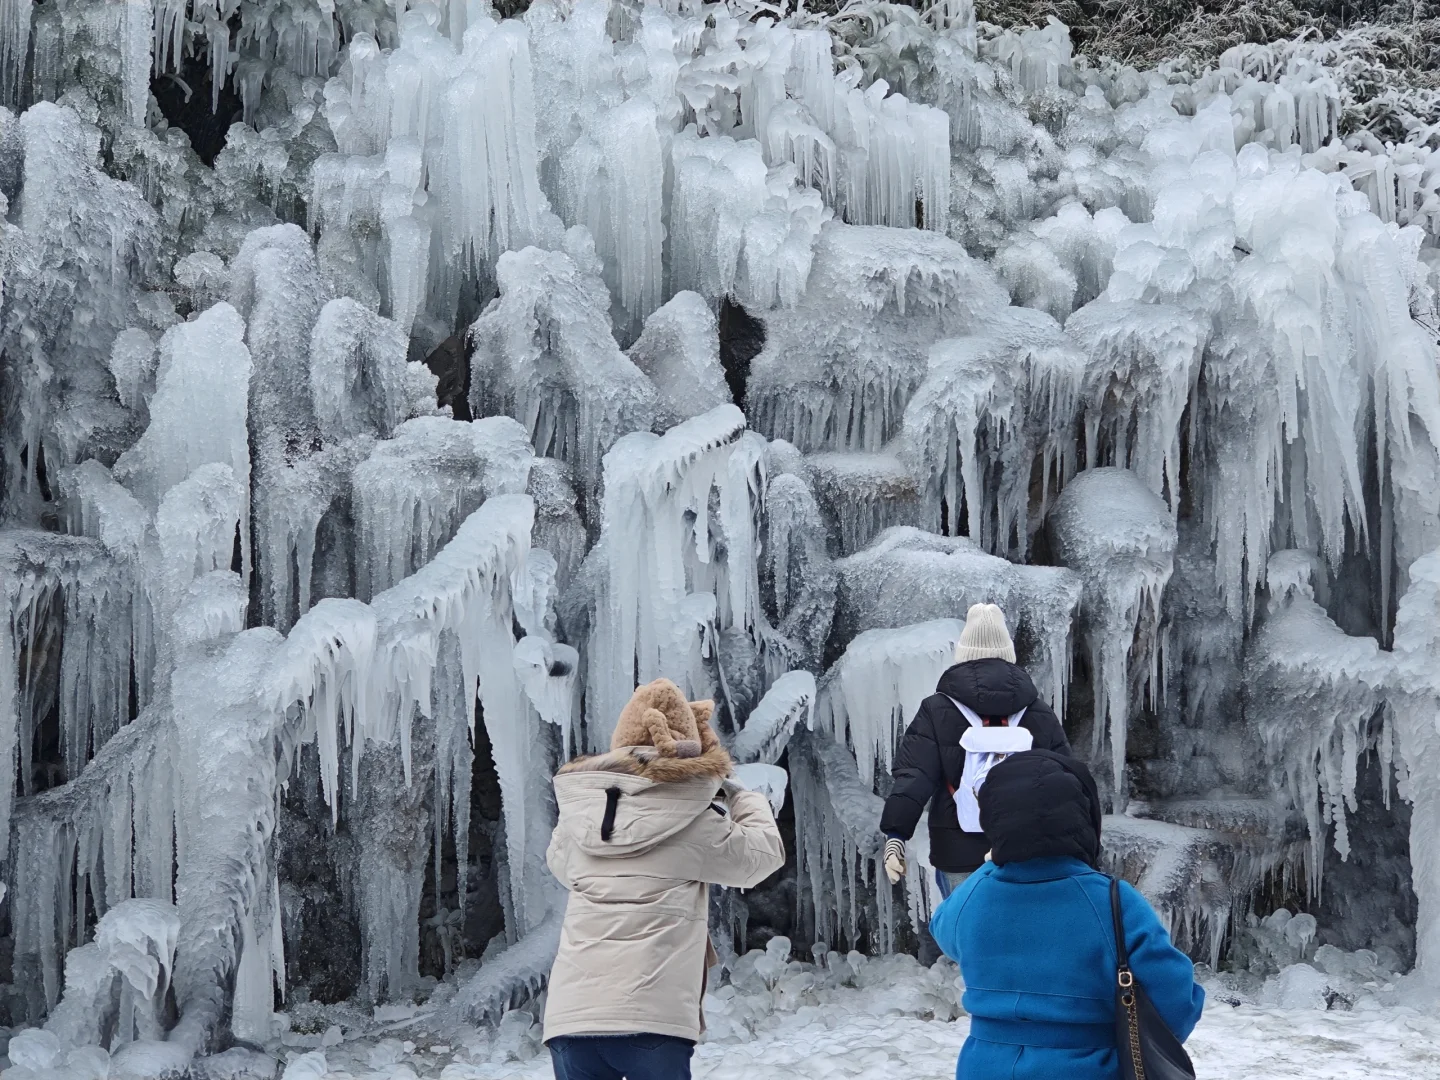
[1110,878,1196,1080]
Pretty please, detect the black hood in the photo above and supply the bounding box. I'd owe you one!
[978,750,1102,867]
[936,659,1040,718]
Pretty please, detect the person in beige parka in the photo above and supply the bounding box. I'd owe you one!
[543,678,786,1080]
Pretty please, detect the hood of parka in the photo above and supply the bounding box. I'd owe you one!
[936,657,1041,718]
[552,741,733,858]
[978,749,1103,867]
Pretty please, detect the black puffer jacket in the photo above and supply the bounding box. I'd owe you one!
[879,658,1071,872]
[979,749,1102,866]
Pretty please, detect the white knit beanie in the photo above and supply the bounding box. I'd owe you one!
[955,603,1016,664]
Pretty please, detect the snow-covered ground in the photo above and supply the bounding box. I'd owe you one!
[258,951,1440,1080]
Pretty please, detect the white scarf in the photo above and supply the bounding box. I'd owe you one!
[950,699,1032,832]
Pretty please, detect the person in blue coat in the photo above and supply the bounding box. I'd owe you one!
[929,750,1204,1080]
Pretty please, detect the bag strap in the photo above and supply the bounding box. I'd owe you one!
[1110,878,1134,984]
[1111,877,1148,1079]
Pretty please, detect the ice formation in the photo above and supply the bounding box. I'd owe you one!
[817,620,964,789]
[730,670,815,766]
[584,403,760,746]
[3,0,1440,1065]
[1050,466,1176,808]
[1246,552,1391,890]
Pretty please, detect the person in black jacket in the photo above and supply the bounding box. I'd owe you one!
[880,603,1071,898]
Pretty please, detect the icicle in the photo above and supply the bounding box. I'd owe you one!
[365,495,542,932]
[1067,299,1206,511]
[1,532,141,809]
[119,0,152,128]
[352,415,534,600]
[439,19,546,267]
[270,598,378,822]
[749,222,1009,454]
[8,697,178,1020]
[789,731,892,953]
[560,97,665,335]
[1,0,34,106]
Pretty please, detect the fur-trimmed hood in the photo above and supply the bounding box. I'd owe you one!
[552,742,733,858]
[557,741,732,783]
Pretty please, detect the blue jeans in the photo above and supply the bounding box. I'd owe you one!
[936,869,972,900]
[549,1034,695,1080]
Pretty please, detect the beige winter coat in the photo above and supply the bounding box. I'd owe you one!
[543,743,786,1043]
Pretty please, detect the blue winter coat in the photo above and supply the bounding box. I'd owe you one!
[930,857,1205,1080]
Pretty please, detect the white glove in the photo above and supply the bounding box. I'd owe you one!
[884,838,906,884]
[720,776,746,800]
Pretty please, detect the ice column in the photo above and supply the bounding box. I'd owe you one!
[112,303,253,532]
[1204,152,1370,619]
[309,297,416,443]
[119,0,151,127]
[586,405,752,749]
[439,19,547,268]
[169,628,285,1056]
[627,291,732,427]
[468,245,657,504]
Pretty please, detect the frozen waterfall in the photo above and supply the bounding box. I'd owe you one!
[2,0,1440,1069]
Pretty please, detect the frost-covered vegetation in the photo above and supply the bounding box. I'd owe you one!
[2,0,1440,1075]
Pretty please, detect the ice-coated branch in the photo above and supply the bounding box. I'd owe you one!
[732,669,816,765]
